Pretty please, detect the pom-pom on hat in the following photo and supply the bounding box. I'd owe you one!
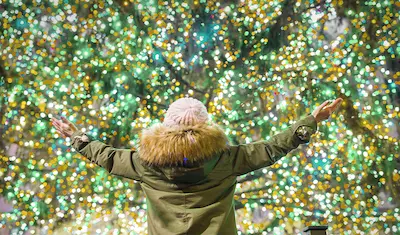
[163,97,209,126]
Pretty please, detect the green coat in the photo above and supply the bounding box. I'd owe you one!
[71,114,318,235]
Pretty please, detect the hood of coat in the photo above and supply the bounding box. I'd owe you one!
[138,122,229,183]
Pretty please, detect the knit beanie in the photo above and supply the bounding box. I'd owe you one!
[163,97,209,126]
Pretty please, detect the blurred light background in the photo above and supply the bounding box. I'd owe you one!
[0,0,399,234]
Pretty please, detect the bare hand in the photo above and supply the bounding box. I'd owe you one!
[312,98,343,123]
[51,116,78,138]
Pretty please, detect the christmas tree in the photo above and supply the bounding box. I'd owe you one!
[1,0,399,234]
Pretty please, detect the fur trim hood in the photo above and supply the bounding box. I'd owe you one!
[138,122,229,167]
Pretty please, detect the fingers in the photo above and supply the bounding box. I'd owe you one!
[326,98,343,109]
[61,116,69,124]
[53,124,63,135]
[51,117,66,137]
[51,117,59,125]
[52,119,62,130]
[50,115,72,139]
[51,117,65,127]
[317,100,331,112]
[325,98,343,114]
[61,116,77,129]
[52,122,65,137]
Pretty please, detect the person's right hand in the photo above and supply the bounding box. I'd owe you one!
[51,116,78,138]
[312,98,343,123]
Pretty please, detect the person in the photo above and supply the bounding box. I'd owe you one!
[51,97,343,235]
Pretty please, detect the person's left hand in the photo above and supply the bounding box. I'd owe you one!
[51,116,78,138]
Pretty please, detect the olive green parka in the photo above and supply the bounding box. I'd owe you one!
[71,114,318,235]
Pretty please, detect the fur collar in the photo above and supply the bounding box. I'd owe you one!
[138,123,229,167]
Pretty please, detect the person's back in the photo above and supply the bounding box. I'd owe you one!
[52,97,342,235]
[137,121,237,234]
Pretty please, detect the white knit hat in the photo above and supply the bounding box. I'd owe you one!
[163,97,209,126]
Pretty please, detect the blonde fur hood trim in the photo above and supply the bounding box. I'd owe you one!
[138,122,229,167]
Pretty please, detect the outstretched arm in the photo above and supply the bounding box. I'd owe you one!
[229,98,343,176]
[51,116,143,181]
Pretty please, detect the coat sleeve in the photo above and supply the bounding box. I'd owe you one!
[70,130,143,181]
[229,114,318,176]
